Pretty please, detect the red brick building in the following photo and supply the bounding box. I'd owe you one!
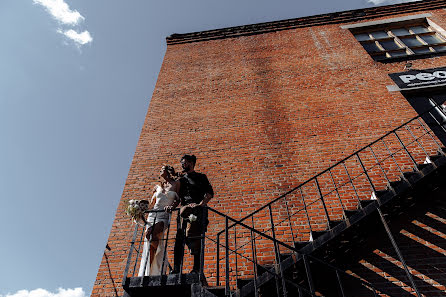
[92,1,446,296]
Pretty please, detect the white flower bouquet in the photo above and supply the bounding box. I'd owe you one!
[125,199,150,225]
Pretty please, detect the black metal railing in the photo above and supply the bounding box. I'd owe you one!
[218,101,446,242]
[205,207,396,296]
[122,207,210,286]
[211,102,445,296]
[122,102,446,297]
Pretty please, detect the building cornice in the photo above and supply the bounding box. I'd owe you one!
[166,0,446,45]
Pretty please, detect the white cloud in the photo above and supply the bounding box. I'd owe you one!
[367,0,420,5]
[0,288,86,297]
[33,0,84,25]
[59,29,93,46]
[33,0,93,48]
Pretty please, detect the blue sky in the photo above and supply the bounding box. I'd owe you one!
[0,0,413,296]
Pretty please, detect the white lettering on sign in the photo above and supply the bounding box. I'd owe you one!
[399,71,446,84]
[400,75,416,83]
[417,73,435,80]
[434,70,446,78]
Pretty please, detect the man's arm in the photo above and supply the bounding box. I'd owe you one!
[198,174,214,207]
[198,192,213,207]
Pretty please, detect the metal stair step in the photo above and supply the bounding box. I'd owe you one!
[428,154,443,162]
[359,199,376,208]
[344,209,360,218]
[417,162,433,171]
[237,278,254,290]
[294,241,309,251]
[403,170,422,184]
[311,230,328,240]
[203,286,227,297]
[328,219,344,228]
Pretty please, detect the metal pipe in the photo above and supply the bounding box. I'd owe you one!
[335,270,346,297]
[225,216,230,296]
[122,223,139,285]
[342,162,363,208]
[328,168,347,220]
[368,146,392,186]
[300,188,314,239]
[303,254,315,296]
[269,205,287,297]
[250,225,259,297]
[315,177,332,229]
[393,131,419,170]
[377,207,421,297]
[356,154,377,193]
[216,233,220,286]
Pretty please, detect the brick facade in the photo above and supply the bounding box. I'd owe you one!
[92,1,446,296]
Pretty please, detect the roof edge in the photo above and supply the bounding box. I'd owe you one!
[166,0,446,45]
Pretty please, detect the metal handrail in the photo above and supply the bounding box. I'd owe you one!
[217,102,446,235]
[123,102,445,296]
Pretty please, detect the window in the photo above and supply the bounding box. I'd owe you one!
[348,16,446,61]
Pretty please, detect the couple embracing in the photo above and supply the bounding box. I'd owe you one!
[138,154,214,277]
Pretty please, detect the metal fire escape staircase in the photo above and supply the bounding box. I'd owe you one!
[122,103,446,297]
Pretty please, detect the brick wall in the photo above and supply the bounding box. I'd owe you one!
[92,4,446,297]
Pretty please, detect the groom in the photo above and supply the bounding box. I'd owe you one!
[165,154,214,274]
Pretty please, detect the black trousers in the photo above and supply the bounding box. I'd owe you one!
[173,206,208,271]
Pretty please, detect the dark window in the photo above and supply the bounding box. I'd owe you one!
[351,20,446,61]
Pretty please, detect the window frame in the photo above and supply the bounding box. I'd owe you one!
[342,14,446,62]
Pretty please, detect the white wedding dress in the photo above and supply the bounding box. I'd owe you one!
[138,186,178,276]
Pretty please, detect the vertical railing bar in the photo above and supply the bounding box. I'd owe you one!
[141,214,158,280]
[122,222,139,285]
[377,207,422,297]
[216,233,220,286]
[342,162,363,209]
[381,138,406,177]
[405,125,429,157]
[234,224,238,283]
[416,118,443,151]
[356,153,377,193]
[268,204,285,297]
[132,220,146,276]
[393,131,419,170]
[160,212,172,276]
[283,195,297,248]
[303,254,315,296]
[199,207,207,284]
[427,110,446,133]
[179,211,186,275]
[368,145,392,186]
[299,187,314,239]
[428,98,446,132]
[328,168,347,219]
[250,226,259,297]
[315,177,332,229]
[251,216,259,276]
[225,216,230,296]
[335,270,346,297]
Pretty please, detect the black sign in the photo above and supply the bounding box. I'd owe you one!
[389,66,446,90]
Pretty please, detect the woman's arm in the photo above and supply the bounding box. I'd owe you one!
[148,192,157,209]
[164,181,180,212]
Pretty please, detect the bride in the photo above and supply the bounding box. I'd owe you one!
[138,165,179,276]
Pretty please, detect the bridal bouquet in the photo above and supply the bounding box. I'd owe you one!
[125,199,150,225]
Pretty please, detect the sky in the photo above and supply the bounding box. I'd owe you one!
[0,0,416,296]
